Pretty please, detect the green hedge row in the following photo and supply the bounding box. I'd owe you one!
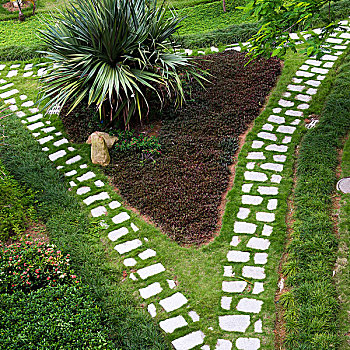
[283,53,350,349]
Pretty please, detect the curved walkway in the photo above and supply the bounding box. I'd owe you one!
[0,19,349,349]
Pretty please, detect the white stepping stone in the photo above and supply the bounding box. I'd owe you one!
[267,198,278,210]
[37,68,46,77]
[114,239,142,254]
[148,303,157,317]
[112,212,130,224]
[227,251,250,262]
[23,71,34,77]
[299,64,309,70]
[260,163,283,172]
[254,319,263,333]
[160,292,188,312]
[9,105,18,111]
[42,147,49,152]
[252,282,264,294]
[258,186,278,196]
[236,338,260,350]
[24,64,33,70]
[160,316,188,333]
[265,144,288,152]
[271,174,282,183]
[0,79,6,84]
[21,101,34,108]
[262,123,273,131]
[244,171,268,182]
[237,208,250,219]
[138,249,156,260]
[257,132,277,141]
[211,46,219,52]
[262,224,273,236]
[295,94,311,103]
[167,279,176,289]
[292,78,302,84]
[65,170,77,177]
[326,37,343,43]
[10,64,20,69]
[4,97,15,104]
[188,310,200,322]
[246,162,255,170]
[247,237,270,250]
[305,59,322,66]
[219,315,250,332]
[278,99,294,107]
[291,118,301,125]
[285,110,303,117]
[247,152,265,160]
[282,136,292,144]
[242,266,265,279]
[29,107,39,113]
[124,258,136,266]
[83,192,110,205]
[311,67,329,74]
[268,115,285,124]
[137,263,165,279]
[172,331,205,350]
[230,236,241,246]
[27,114,42,123]
[282,92,291,98]
[222,281,247,293]
[48,149,66,161]
[276,125,296,134]
[16,111,26,118]
[305,80,321,87]
[0,64,5,70]
[295,70,314,77]
[66,155,82,164]
[297,103,309,110]
[234,222,257,234]
[69,181,76,187]
[273,155,286,162]
[7,70,17,77]
[77,171,96,182]
[237,298,263,313]
[289,33,299,39]
[76,186,90,195]
[323,61,334,68]
[242,195,263,205]
[94,180,104,187]
[340,32,350,39]
[38,135,53,144]
[272,107,282,113]
[91,206,107,217]
[242,184,253,193]
[53,138,68,147]
[215,339,232,350]
[251,140,264,148]
[131,223,139,232]
[256,212,275,222]
[42,127,56,133]
[0,89,19,99]
[254,253,268,265]
[224,266,234,277]
[130,273,137,281]
[317,75,326,80]
[221,296,232,310]
[108,227,128,241]
[139,282,162,299]
[109,201,121,209]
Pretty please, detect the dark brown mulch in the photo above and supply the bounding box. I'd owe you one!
[61,50,281,245]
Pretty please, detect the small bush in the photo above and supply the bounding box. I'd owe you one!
[0,236,79,294]
[0,285,116,350]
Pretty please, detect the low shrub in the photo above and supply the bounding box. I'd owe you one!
[0,284,116,349]
[0,236,79,293]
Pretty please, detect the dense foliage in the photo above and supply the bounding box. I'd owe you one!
[282,55,350,348]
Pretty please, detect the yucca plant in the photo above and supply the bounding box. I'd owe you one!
[38,0,204,128]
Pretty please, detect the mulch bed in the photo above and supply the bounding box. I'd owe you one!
[61,50,281,245]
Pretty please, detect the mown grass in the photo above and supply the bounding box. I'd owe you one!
[0,106,170,349]
[281,51,350,349]
[336,136,350,350]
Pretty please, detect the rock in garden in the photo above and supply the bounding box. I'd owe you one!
[90,133,110,166]
[86,131,118,149]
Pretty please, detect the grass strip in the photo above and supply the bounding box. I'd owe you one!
[282,52,350,349]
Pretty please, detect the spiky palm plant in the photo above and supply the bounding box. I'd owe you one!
[38,0,203,128]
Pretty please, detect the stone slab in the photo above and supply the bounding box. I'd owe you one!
[234,222,257,234]
[137,263,165,279]
[242,195,263,205]
[236,298,263,313]
[244,171,268,182]
[83,192,110,205]
[247,237,270,250]
[48,149,66,161]
[138,249,157,260]
[236,338,260,350]
[222,281,247,293]
[108,227,128,241]
[112,212,130,224]
[242,266,265,279]
[172,331,205,350]
[160,292,188,312]
[227,251,250,262]
[256,212,275,222]
[139,282,162,299]
[159,315,188,333]
[219,315,250,332]
[114,239,142,254]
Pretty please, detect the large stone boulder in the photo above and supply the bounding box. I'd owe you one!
[90,133,110,166]
[86,131,118,149]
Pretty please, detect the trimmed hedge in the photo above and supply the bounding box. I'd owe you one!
[283,53,350,348]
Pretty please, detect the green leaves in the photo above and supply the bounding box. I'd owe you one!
[38,0,199,128]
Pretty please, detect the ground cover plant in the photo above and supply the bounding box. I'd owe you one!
[61,50,281,245]
[280,52,350,349]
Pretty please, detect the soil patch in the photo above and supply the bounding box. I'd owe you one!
[2,1,31,12]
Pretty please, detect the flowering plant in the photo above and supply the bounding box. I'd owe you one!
[0,235,79,294]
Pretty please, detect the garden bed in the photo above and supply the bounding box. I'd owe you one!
[61,50,281,245]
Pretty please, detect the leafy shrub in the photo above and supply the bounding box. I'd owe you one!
[0,236,79,293]
[0,163,36,241]
[0,285,116,349]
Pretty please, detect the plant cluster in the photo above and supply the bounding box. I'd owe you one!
[0,237,79,294]
[104,50,281,244]
[281,55,350,348]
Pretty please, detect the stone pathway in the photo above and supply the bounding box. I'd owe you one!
[0,20,349,349]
